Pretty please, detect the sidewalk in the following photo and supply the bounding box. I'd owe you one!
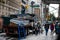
[0,29,57,40]
[22,29,57,40]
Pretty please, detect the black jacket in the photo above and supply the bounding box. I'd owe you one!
[44,23,49,29]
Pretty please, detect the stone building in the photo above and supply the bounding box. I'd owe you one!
[0,0,21,16]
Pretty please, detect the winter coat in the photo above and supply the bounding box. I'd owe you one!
[50,24,54,30]
[55,23,60,34]
[44,23,49,29]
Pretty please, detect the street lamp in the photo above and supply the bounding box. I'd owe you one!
[31,1,35,14]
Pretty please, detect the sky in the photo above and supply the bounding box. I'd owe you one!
[49,4,59,17]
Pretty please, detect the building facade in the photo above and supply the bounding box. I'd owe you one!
[0,0,20,16]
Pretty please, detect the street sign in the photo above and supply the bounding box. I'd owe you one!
[31,5,40,7]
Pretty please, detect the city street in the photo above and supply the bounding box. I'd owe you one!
[0,0,60,40]
[0,29,57,40]
[22,29,57,40]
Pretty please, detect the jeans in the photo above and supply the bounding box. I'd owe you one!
[45,29,48,36]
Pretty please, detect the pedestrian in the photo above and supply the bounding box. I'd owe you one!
[56,23,60,40]
[55,22,59,34]
[34,22,38,35]
[21,5,25,14]
[44,21,50,36]
[50,23,55,35]
[37,22,41,34]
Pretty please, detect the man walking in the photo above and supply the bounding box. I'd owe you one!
[44,21,50,36]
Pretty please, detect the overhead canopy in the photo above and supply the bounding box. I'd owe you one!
[42,0,60,4]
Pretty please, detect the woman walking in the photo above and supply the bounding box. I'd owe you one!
[50,23,55,35]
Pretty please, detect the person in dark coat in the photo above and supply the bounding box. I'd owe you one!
[37,22,41,34]
[55,22,59,34]
[56,23,60,40]
[44,22,50,36]
[21,5,25,14]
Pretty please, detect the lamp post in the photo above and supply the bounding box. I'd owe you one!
[31,1,35,14]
